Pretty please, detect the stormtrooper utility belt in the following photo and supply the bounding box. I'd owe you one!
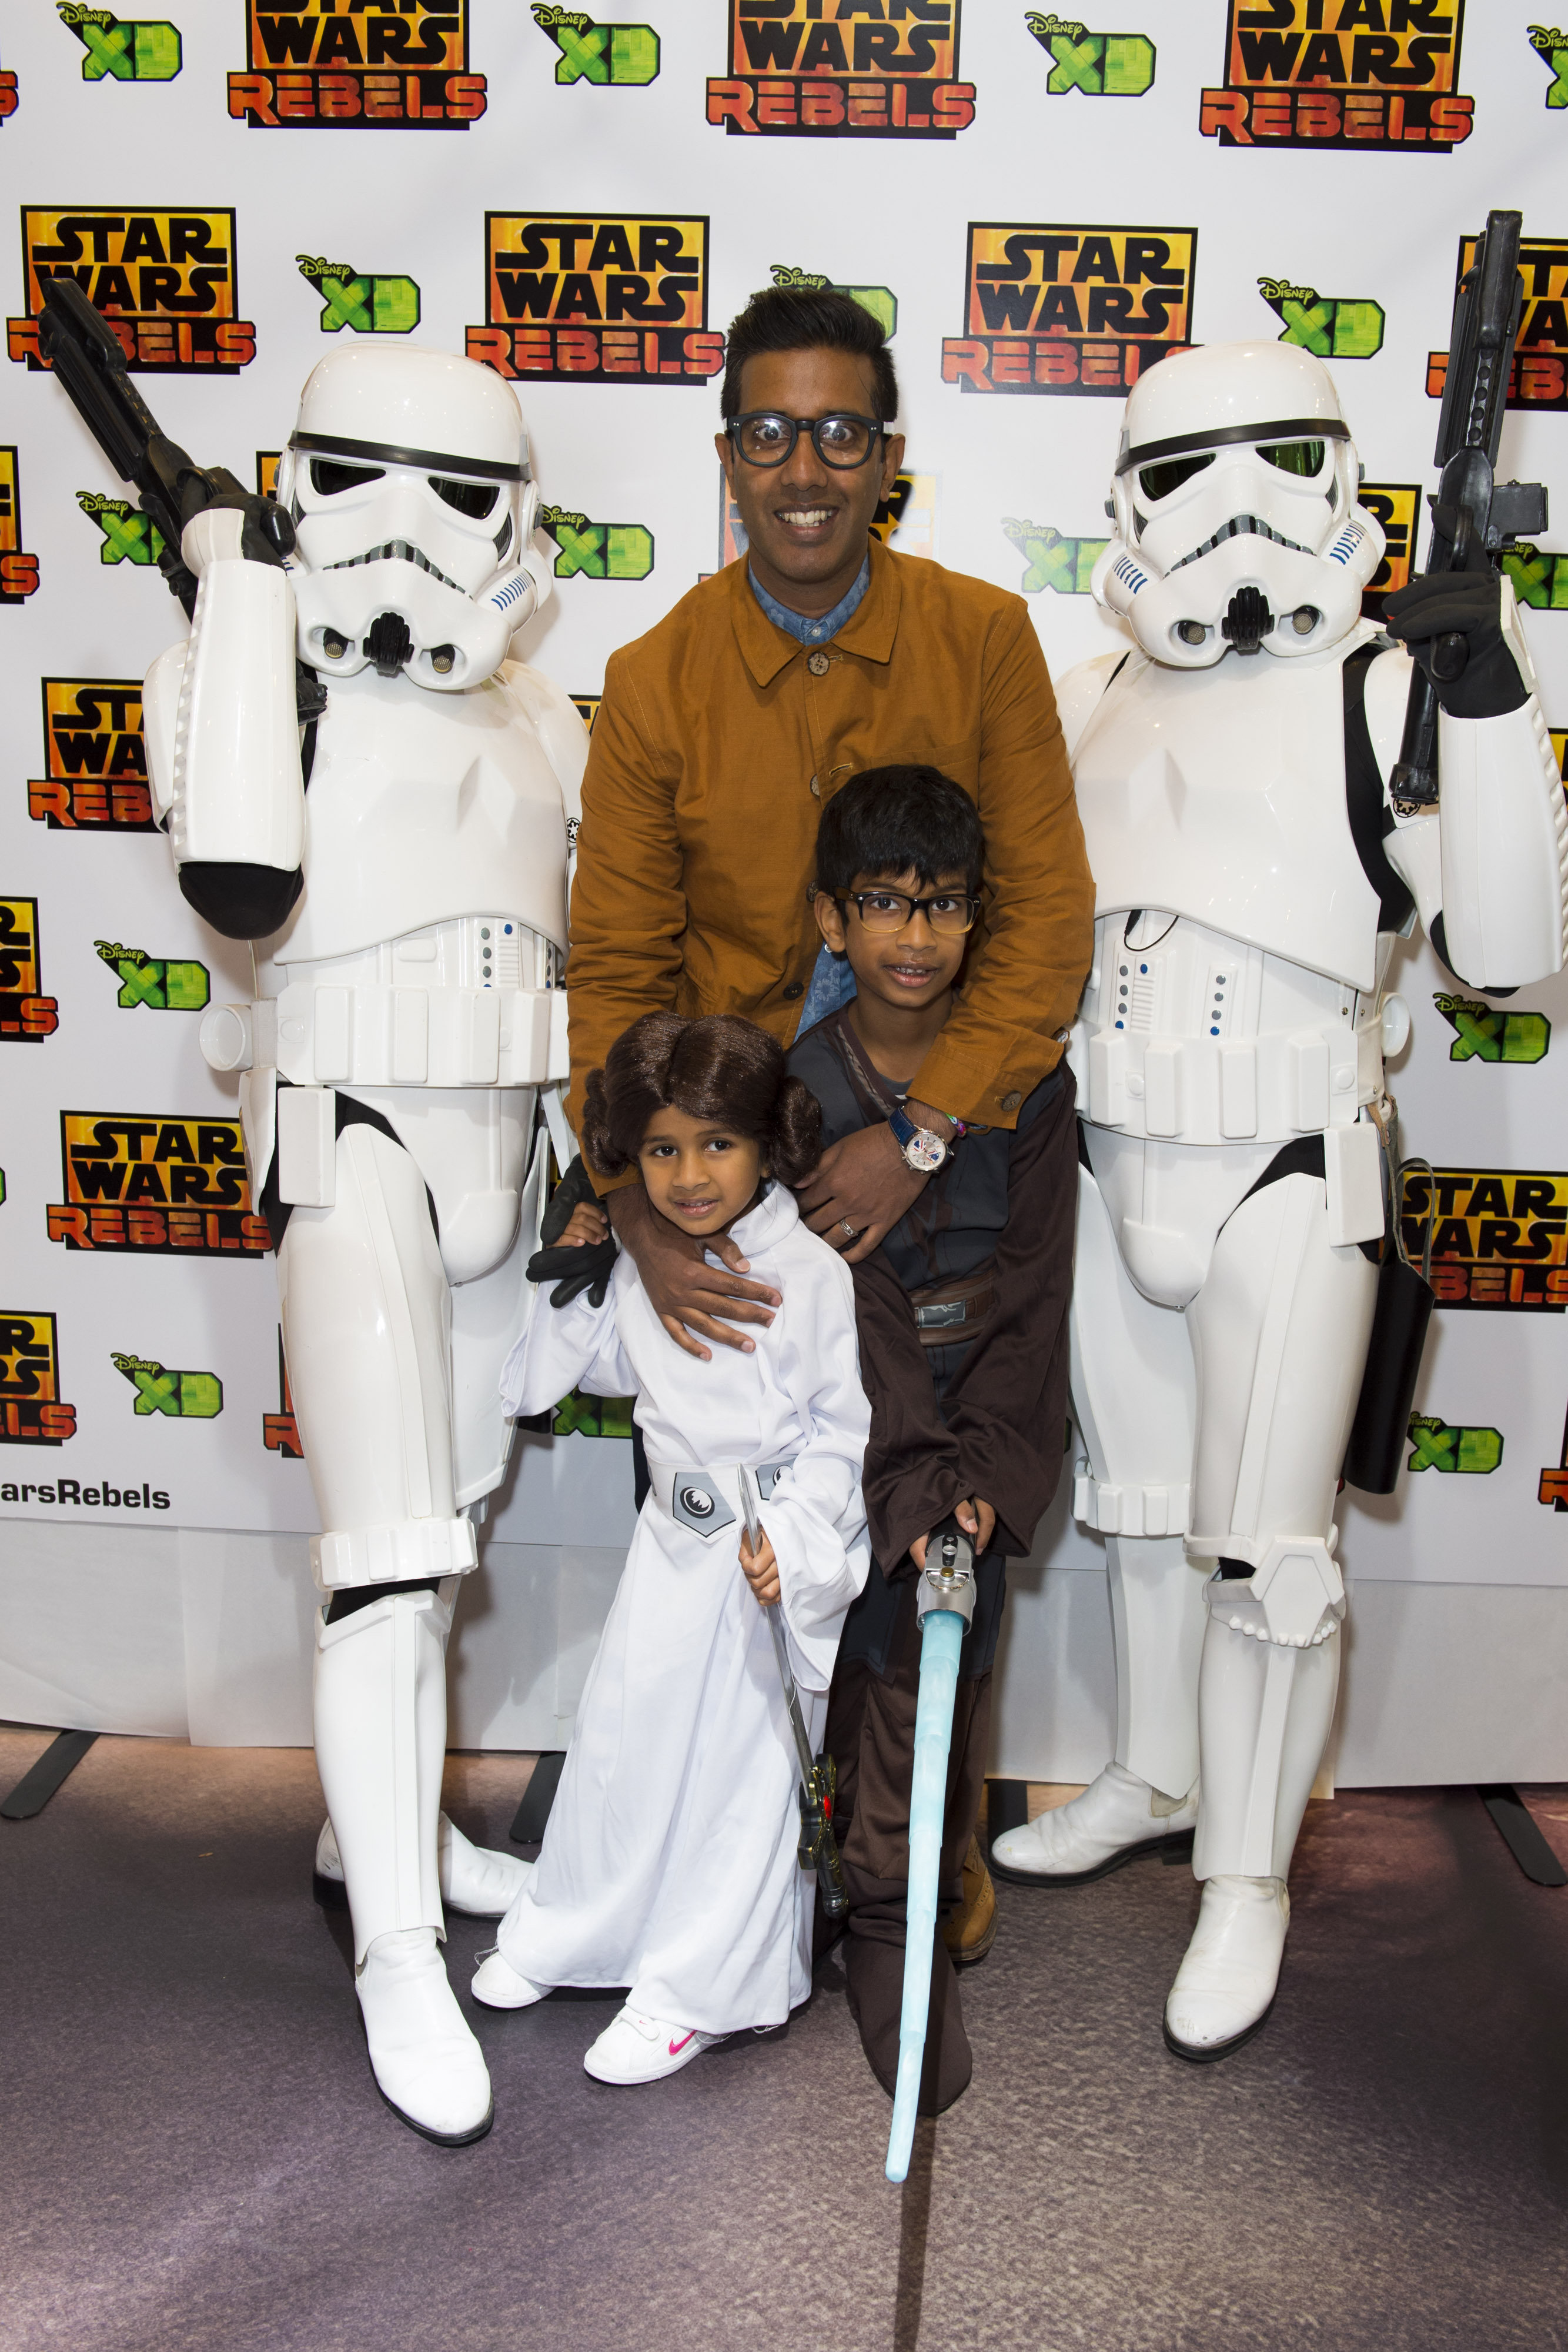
[645,1459,794,1542]
[1083,1020,1380,1149]
[229,983,569,1091]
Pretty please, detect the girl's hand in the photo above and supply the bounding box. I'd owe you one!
[559,1201,610,1248]
[910,1497,995,1573]
[740,1529,781,1607]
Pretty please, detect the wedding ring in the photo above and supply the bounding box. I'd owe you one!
[841,1218,856,1240]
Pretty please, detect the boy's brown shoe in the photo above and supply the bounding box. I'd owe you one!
[942,1835,998,1967]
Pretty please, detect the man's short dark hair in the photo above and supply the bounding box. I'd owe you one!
[721,286,899,425]
[814,766,984,898]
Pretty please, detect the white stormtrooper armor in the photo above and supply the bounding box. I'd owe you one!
[142,343,588,2143]
[992,342,1567,2058]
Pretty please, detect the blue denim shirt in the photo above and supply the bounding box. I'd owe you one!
[748,552,871,646]
[750,556,872,1030]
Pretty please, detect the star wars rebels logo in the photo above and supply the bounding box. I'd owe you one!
[942,225,1195,397]
[0,899,58,1041]
[9,209,252,373]
[29,680,154,831]
[708,0,975,138]
[1200,1,1474,152]
[0,1314,76,1448]
[467,216,723,386]
[1359,482,1417,617]
[230,0,486,127]
[48,1114,270,1257]
[0,445,40,602]
[1429,235,1568,414]
[1402,1167,1568,1311]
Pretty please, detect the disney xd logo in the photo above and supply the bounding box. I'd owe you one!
[533,5,658,83]
[56,5,181,81]
[297,253,419,334]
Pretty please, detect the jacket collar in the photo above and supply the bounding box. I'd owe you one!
[712,1179,798,1261]
[730,534,902,688]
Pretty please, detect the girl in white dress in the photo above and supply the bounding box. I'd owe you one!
[472,1012,870,2085]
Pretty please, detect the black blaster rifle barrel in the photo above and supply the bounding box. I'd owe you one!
[1389,209,1540,815]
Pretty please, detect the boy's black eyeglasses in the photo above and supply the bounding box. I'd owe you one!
[835,888,978,937]
[727,412,887,470]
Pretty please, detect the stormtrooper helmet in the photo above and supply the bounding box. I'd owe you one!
[1091,340,1385,669]
[275,343,552,693]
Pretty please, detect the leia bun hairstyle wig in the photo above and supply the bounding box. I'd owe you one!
[581,1011,824,1189]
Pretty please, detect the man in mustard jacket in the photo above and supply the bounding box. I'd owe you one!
[569,285,1093,1342]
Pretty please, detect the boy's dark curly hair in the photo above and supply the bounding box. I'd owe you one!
[814,764,984,897]
[581,1011,823,1190]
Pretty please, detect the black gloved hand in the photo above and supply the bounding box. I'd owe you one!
[1383,570,1529,720]
[527,1152,617,1309]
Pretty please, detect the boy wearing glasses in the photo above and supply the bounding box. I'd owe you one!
[787,766,1076,2117]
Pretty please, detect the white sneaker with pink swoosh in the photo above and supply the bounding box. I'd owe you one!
[583,2004,722,2086]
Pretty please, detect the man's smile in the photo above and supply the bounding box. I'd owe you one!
[775,505,840,533]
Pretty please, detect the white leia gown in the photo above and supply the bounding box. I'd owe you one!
[494,1181,871,2034]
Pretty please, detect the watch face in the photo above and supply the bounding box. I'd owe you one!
[905,1130,948,1174]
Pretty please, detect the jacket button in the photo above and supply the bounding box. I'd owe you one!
[783,981,804,1000]
[1000,1090,1022,1112]
[809,776,821,798]
[807,650,831,677]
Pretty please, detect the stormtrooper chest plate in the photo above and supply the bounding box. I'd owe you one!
[1073,636,1382,994]
[269,666,569,967]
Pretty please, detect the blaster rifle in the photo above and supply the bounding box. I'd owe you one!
[1389,209,1547,816]
[38,280,325,723]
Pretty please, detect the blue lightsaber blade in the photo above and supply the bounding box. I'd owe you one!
[886,1515,976,2184]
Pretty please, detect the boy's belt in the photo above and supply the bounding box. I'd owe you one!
[645,1456,792,1541]
[908,1267,995,1349]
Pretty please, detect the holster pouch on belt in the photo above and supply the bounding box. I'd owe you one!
[908,1262,996,1351]
[1342,1104,1434,1496]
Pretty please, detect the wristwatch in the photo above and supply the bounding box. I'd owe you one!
[888,1103,950,1174]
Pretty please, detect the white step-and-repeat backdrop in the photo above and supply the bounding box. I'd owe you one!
[2,1,1567,1762]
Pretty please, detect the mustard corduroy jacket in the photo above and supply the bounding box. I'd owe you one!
[567,536,1094,1185]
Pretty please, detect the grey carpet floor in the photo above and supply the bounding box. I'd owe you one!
[2,1728,1565,2352]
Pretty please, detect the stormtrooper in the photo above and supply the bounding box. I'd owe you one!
[141,343,587,2141]
[992,341,1567,2057]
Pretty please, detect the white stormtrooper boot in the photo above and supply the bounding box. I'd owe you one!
[315,1582,493,2144]
[1164,1563,1341,2061]
[315,1813,533,1917]
[992,1760,1198,1885]
[991,1534,1203,1886]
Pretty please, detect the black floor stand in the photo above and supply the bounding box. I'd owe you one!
[510,1750,566,1846]
[1477,1785,1567,1887]
[1,1730,98,1821]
